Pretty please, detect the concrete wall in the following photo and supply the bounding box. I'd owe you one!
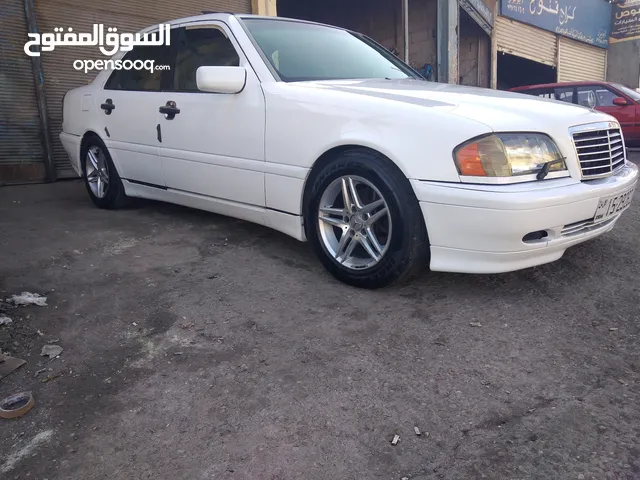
[458,9,491,87]
[407,0,438,74]
[607,40,640,89]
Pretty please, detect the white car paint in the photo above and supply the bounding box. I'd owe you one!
[61,13,638,275]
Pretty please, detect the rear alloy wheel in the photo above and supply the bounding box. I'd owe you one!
[305,150,429,289]
[85,145,110,199]
[81,136,128,209]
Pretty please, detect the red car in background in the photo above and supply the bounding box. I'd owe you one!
[511,81,640,146]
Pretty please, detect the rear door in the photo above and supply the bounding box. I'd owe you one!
[576,85,635,141]
[100,38,174,186]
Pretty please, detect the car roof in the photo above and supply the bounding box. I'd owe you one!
[510,81,613,91]
[154,12,336,29]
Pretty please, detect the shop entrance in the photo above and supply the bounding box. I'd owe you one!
[458,8,491,87]
[497,52,557,90]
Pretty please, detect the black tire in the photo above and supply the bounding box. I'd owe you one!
[304,149,429,289]
[81,135,128,209]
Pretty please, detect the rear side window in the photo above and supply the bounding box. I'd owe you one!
[536,89,554,99]
[104,43,173,91]
[173,26,240,92]
[554,87,574,103]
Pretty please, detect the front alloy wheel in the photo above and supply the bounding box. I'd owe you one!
[318,176,392,270]
[305,149,429,289]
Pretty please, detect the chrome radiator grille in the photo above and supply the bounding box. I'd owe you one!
[571,127,625,179]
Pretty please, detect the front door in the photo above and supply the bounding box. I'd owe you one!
[158,23,266,207]
[100,40,174,187]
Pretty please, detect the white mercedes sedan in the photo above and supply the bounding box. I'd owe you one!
[61,14,638,288]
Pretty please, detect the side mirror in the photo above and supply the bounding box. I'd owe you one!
[196,66,247,94]
[613,97,629,106]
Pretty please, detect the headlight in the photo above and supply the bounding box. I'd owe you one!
[454,133,568,183]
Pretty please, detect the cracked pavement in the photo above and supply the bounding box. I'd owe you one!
[0,151,639,479]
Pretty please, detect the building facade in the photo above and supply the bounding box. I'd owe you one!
[0,0,626,185]
[1,0,269,185]
[490,0,613,89]
[606,0,640,90]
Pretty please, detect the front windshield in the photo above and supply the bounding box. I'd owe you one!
[613,83,640,102]
[241,18,418,82]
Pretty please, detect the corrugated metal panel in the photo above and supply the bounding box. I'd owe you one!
[495,16,557,67]
[35,0,251,178]
[558,37,607,83]
[0,0,44,171]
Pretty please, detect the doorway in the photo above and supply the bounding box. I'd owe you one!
[497,52,557,90]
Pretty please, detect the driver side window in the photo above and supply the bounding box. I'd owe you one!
[104,43,173,91]
[173,26,240,92]
[577,86,617,107]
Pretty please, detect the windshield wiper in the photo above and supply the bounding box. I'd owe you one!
[537,158,566,181]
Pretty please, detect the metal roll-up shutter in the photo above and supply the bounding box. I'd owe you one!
[35,0,251,178]
[0,0,46,184]
[495,16,557,67]
[557,37,607,83]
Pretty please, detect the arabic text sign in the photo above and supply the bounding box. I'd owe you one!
[24,24,171,57]
[501,0,612,48]
[610,0,640,44]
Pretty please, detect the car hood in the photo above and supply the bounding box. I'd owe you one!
[300,79,615,132]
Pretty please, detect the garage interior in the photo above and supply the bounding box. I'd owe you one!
[497,52,557,90]
[458,7,491,87]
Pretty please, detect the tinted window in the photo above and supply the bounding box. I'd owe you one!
[173,27,240,92]
[242,18,417,82]
[105,43,173,91]
[555,87,574,103]
[536,88,554,99]
[577,86,617,107]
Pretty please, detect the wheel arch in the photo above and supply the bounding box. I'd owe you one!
[79,130,112,176]
[301,144,414,220]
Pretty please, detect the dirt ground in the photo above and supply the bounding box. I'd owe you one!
[1,153,639,480]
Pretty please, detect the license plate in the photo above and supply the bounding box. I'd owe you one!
[594,186,635,222]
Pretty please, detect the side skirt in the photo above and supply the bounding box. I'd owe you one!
[122,180,306,242]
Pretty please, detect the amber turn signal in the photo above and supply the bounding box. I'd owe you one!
[456,142,487,176]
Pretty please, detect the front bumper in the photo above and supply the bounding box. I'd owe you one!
[412,162,639,274]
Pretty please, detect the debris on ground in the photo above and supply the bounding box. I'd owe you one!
[413,426,421,436]
[391,434,400,445]
[40,373,61,383]
[34,368,48,378]
[8,292,48,307]
[46,337,59,344]
[40,344,63,359]
[0,353,26,380]
[469,322,483,328]
[0,316,12,326]
[609,327,619,332]
[0,391,35,419]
